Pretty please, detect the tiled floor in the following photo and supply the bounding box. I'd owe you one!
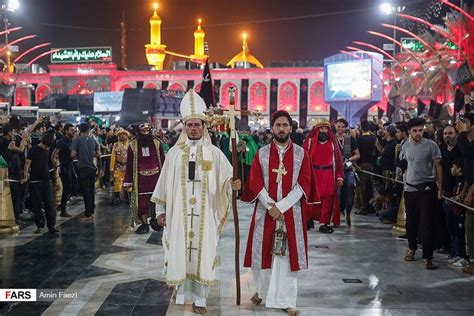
[1,191,474,315]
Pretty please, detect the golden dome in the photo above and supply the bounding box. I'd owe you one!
[227,33,264,68]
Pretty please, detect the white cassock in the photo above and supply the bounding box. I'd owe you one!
[252,143,303,309]
[152,137,232,307]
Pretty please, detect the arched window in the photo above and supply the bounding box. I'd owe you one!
[168,82,186,91]
[309,82,329,113]
[15,88,30,106]
[144,82,159,89]
[249,82,268,113]
[118,84,132,91]
[194,83,202,93]
[220,82,239,109]
[36,85,51,102]
[279,81,298,113]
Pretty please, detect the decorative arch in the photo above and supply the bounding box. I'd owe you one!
[36,85,51,102]
[168,82,186,91]
[279,81,298,113]
[220,82,239,109]
[68,81,93,95]
[309,81,329,113]
[194,83,202,93]
[118,84,132,91]
[249,82,268,113]
[144,82,159,89]
[15,87,30,106]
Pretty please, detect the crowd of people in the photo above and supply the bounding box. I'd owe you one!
[0,91,473,314]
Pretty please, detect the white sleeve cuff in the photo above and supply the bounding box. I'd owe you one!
[275,184,304,214]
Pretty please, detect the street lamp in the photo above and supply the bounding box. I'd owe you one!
[379,2,406,122]
[379,3,406,54]
[6,0,20,12]
[1,0,20,64]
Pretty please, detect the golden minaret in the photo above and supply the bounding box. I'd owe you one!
[145,3,167,70]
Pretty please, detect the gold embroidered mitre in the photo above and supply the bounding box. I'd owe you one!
[180,89,207,122]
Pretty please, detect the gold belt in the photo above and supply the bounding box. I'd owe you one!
[139,166,160,176]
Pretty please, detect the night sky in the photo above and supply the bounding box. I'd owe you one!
[5,0,466,68]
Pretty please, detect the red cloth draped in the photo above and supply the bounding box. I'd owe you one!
[242,142,318,271]
[302,127,343,225]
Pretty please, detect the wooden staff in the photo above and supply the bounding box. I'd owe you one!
[228,87,241,305]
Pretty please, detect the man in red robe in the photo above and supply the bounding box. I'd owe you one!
[124,123,165,234]
[303,119,344,234]
[242,111,318,315]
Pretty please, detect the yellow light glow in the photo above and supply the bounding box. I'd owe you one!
[242,32,247,39]
[153,3,159,11]
[6,51,11,56]
[198,18,202,25]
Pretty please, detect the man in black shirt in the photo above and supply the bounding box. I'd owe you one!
[455,113,474,275]
[56,123,77,217]
[356,120,377,215]
[22,132,59,235]
[335,118,360,225]
[0,123,28,220]
[290,121,305,146]
[378,125,398,223]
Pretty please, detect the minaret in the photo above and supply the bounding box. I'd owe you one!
[150,3,162,45]
[191,18,207,64]
[145,3,167,70]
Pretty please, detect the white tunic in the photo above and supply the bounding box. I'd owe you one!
[252,142,303,309]
[152,137,233,291]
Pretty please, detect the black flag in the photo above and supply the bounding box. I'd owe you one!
[417,98,426,116]
[454,89,465,113]
[198,59,215,108]
[377,106,384,119]
[428,99,442,119]
[386,101,395,119]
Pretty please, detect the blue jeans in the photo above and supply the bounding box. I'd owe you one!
[339,170,355,215]
[442,200,467,259]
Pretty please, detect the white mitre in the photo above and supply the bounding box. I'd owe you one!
[176,89,211,146]
[180,89,207,122]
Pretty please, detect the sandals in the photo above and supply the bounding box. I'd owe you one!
[318,224,334,234]
[192,303,208,314]
[404,249,415,261]
[250,292,262,306]
[284,308,300,316]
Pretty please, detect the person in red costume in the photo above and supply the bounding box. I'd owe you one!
[242,110,319,315]
[302,119,344,234]
[123,123,165,234]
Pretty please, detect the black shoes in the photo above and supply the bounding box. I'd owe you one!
[319,224,334,234]
[135,223,150,234]
[149,218,162,232]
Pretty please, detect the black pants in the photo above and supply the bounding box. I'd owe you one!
[30,181,56,230]
[10,181,22,219]
[60,164,77,213]
[404,190,437,260]
[357,163,373,212]
[78,167,96,217]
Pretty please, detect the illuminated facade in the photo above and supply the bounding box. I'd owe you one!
[11,64,338,127]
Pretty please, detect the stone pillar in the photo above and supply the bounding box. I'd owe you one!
[392,193,406,236]
[0,168,20,235]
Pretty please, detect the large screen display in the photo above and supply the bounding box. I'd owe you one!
[93,92,124,113]
[325,60,372,101]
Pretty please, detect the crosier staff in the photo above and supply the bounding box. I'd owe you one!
[205,87,260,305]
